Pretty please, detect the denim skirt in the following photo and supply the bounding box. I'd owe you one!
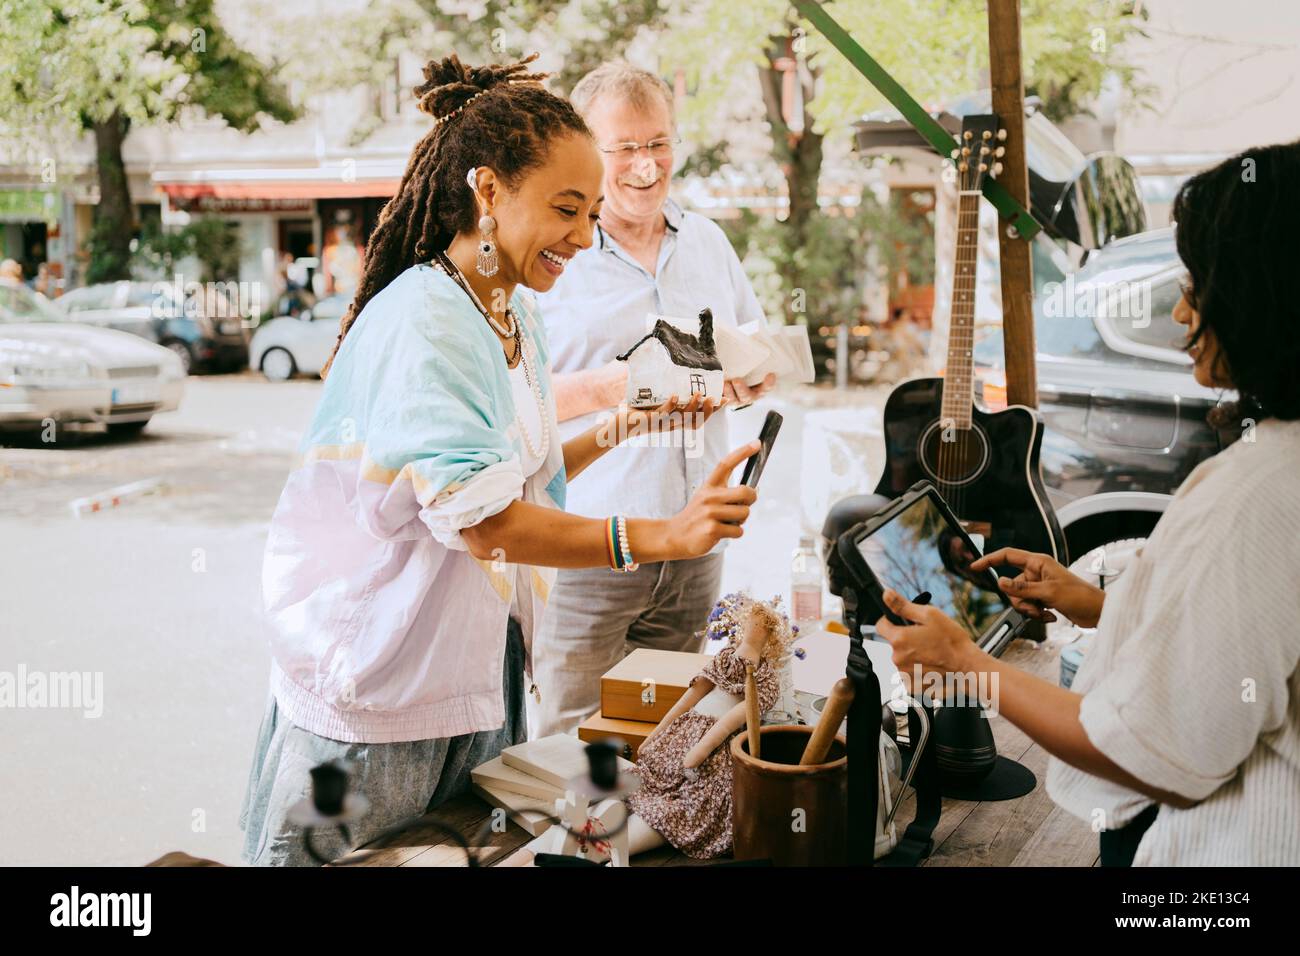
[239,617,526,866]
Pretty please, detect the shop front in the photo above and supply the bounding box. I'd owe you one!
[0,187,76,292]
[153,167,400,318]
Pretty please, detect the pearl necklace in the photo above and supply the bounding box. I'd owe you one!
[514,333,550,464]
[434,252,517,337]
[433,254,548,464]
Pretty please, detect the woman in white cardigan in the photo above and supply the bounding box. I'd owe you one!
[878,140,1300,866]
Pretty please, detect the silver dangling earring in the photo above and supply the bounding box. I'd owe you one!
[476,213,499,277]
[466,167,499,276]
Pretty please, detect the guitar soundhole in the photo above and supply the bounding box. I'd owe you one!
[918,420,991,488]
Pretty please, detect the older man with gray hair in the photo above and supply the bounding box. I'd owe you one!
[529,62,775,738]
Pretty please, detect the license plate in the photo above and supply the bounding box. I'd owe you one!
[111,382,161,405]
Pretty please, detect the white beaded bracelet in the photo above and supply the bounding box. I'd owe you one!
[616,515,639,572]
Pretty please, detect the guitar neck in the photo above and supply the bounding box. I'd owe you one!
[941,189,981,429]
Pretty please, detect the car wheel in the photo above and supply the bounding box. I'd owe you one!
[1063,511,1162,586]
[106,420,150,438]
[164,340,193,375]
[260,347,297,382]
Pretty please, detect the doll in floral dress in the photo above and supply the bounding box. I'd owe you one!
[625,595,793,859]
[500,594,795,866]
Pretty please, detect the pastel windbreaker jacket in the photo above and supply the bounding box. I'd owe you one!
[261,263,567,743]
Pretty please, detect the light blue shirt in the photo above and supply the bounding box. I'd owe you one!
[536,198,767,528]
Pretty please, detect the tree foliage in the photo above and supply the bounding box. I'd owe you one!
[1,0,298,281]
[0,0,297,139]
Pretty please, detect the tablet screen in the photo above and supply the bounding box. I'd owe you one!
[856,492,1008,640]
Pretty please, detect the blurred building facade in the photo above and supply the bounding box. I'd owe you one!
[1,0,1296,299]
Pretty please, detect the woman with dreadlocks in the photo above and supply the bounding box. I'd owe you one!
[238,54,758,865]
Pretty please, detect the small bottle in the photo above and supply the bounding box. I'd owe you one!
[790,535,823,626]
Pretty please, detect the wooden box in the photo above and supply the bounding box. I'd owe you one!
[601,648,709,724]
[577,711,657,760]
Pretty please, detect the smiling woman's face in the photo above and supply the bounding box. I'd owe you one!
[485,132,605,293]
[1172,280,1229,389]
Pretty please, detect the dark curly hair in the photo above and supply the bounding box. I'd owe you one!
[1173,139,1300,424]
[322,53,591,376]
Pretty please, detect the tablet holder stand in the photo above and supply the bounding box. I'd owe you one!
[824,494,1036,804]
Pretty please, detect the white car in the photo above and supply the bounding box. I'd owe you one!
[250,294,348,381]
[0,281,185,436]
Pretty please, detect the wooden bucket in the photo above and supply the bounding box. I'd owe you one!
[730,725,848,866]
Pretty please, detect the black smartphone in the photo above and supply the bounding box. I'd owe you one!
[739,410,783,489]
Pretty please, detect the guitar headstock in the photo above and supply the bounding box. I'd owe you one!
[950,113,1006,192]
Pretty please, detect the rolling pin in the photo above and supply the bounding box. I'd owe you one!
[744,661,761,760]
[800,677,855,765]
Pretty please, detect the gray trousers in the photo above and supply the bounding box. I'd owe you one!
[528,552,724,738]
[239,617,527,866]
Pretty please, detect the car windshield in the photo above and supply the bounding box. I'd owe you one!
[0,281,66,324]
[975,230,1182,368]
[1076,232,1177,285]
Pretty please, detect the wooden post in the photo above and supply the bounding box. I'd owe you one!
[987,0,1037,409]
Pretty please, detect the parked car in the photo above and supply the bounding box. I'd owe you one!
[55,280,248,374]
[0,281,185,436]
[249,294,349,381]
[972,227,1235,559]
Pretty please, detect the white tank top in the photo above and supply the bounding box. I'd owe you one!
[509,362,546,479]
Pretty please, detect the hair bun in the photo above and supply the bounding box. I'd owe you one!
[414,52,547,117]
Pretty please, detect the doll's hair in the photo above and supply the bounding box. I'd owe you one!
[740,598,797,661]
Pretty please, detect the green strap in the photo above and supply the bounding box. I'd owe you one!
[793,0,1041,239]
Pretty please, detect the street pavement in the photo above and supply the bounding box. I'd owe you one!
[1,371,882,865]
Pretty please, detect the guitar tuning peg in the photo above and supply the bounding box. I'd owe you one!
[992,162,1004,176]
[950,148,959,159]
[995,146,1006,158]
[981,130,992,140]
[963,130,973,140]
[979,162,988,172]
[980,145,989,155]
[997,128,1008,141]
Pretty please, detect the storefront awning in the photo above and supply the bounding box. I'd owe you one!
[160,180,399,201]
[157,178,400,214]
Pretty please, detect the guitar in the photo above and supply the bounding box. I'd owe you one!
[874,114,1067,565]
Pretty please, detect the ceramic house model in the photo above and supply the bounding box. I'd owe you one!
[617,308,725,408]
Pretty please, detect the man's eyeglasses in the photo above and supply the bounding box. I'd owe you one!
[597,136,680,160]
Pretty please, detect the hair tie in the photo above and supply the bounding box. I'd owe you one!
[432,88,490,126]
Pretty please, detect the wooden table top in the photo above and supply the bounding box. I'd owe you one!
[334,636,1097,868]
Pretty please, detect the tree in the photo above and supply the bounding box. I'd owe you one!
[0,0,298,282]
[227,0,1150,332]
[658,0,1151,323]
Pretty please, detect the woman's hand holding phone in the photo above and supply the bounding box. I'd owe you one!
[656,441,760,559]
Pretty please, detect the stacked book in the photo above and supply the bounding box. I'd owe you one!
[471,650,710,836]
[470,733,635,837]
